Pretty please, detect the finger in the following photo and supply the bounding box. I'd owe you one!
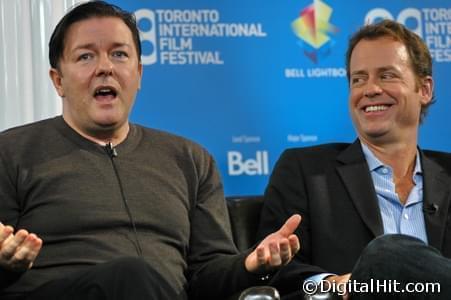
[279,239,291,265]
[14,234,43,262]
[256,246,266,266]
[0,225,14,243]
[288,235,300,254]
[1,230,28,260]
[278,214,301,237]
[343,273,351,283]
[11,235,42,271]
[269,242,281,266]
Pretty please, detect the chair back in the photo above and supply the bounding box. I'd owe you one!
[226,196,264,251]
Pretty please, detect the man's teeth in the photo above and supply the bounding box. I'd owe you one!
[95,88,116,96]
[365,105,388,113]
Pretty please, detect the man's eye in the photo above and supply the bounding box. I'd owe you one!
[112,51,128,58]
[351,77,365,85]
[78,53,92,60]
[381,72,396,80]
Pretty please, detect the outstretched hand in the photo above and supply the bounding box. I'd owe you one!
[245,214,301,274]
[0,223,42,272]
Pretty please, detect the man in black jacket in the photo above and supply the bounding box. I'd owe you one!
[258,20,451,299]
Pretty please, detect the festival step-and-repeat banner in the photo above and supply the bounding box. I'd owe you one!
[108,0,450,196]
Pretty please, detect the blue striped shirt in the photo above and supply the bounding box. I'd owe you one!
[361,142,428,244]
[307,143,428,284]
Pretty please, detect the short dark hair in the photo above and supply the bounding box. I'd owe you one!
[49,1,141,70]
[345,19,434,122]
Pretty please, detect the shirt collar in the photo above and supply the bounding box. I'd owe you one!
[360,141,422,176]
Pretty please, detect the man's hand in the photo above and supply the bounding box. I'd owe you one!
[0,223,43,272]
[245,214,301,274]
[326,273,351,300]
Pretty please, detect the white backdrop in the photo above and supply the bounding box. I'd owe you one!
[0,0,87,131]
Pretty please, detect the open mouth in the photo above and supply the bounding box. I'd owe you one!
[94,86,117,100]
[363,104,391,113]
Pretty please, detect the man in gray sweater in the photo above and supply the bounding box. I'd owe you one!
[0,2,301,299]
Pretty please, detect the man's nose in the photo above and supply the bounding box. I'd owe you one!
[95,55,113,77]
[363,79,383,98]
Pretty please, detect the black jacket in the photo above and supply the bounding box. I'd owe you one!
[257,140,451,294]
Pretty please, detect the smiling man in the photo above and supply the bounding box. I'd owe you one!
[0,2,301,300]
[257,20,451,299]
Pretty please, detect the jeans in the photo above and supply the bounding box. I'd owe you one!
[350,234,451,299]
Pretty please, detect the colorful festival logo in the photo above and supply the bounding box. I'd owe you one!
[291,0,339,63]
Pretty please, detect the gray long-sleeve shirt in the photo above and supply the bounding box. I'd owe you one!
[0,116,257,299]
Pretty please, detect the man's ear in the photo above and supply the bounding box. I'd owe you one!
[137,62,143,90]
[419,76,434,105]
[49,68,65,97]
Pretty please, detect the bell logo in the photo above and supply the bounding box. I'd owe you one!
[227,151,269,176]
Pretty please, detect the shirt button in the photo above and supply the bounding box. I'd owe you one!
[382,168,389,174]
[403,213,409,220]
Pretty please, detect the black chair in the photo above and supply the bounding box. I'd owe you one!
[226,196,339,300]
[224,196,264,300]
[226,196,264,251]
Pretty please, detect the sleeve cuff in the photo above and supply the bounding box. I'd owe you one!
[305,273,336,284]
